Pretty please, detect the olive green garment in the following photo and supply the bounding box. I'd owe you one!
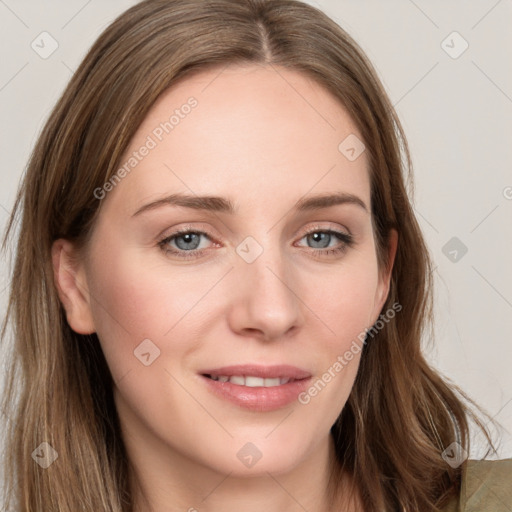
[440,458,512,511]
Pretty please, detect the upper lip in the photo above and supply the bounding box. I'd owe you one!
[200,364,311,380]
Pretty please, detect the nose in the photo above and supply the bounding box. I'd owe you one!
[226,239,304,342]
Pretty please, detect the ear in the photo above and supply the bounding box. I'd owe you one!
[51,239,96,334]
[370,229,398,324]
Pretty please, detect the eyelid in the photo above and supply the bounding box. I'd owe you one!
[158,222,354,259]
[299,222,351,237]
[158,223,217,242]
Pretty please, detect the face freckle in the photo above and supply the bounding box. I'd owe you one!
[78,63,392,491]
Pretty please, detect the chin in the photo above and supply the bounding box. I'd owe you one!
[199,435,314,477]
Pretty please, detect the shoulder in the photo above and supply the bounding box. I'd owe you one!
[440,458,512,512]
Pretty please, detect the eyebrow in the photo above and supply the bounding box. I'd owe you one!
[131,191,369,217]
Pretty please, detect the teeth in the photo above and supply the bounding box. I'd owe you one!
[245,376,265,387]
[208,375,292,387]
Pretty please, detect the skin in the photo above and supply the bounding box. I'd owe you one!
[52,63,397,512]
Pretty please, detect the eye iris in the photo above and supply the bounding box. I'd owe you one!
[175,233,201,250]
[308,232,330,249]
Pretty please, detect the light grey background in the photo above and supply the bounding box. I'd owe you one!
[1,0,511,460]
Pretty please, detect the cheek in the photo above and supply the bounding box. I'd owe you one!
[311,254,380,342]
[85,239,233,382]
[297,256,379,413]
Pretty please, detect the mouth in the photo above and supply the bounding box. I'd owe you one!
[203,374,295,386]
[198,364,312,412]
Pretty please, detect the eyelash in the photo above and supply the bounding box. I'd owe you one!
[158,225,355,261]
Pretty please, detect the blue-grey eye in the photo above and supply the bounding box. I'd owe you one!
[173,232,203,250]
[307,232,333,249]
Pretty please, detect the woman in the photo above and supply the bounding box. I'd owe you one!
[1,0,510,511]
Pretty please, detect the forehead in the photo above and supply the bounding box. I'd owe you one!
[105,63,370,215]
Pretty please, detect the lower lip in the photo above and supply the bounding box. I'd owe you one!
[200,375,311,412]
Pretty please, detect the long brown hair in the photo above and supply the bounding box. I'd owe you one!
[1,0,499,510]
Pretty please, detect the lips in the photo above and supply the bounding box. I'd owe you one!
[198,364,312,412]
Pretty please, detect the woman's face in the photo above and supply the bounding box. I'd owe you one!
[55,64,396,480]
